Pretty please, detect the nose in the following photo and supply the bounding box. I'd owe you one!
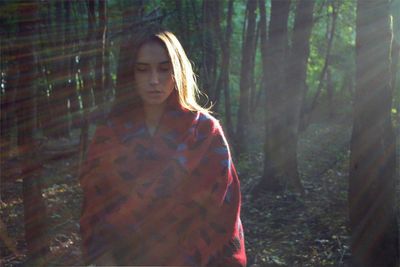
[149,69,159,85]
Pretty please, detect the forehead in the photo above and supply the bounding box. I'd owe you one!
[136,41,170,63]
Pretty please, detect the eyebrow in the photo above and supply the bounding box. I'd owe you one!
[135,61,171,65]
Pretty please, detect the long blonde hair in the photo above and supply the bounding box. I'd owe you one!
[115,25,210,115]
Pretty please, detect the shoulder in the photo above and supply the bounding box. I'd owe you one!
[194,111,223,136]
[193,112,232,152]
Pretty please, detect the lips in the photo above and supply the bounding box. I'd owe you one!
[147,90,162,95]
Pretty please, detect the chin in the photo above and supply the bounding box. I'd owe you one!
[143,99,167,106]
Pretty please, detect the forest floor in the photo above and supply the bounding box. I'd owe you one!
[1,113,399,266]
[241,115,353,267]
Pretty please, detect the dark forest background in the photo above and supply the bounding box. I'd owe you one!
[1,0,399,266]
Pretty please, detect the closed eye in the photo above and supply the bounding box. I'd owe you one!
[159,62,172,72]
[135,64,149,72]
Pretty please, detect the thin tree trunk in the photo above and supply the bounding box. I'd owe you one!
[115,2,143,102]
[175,0,188,46]
[256,0,268,115]
[349,1,399,266]
[201,0,218,99]
[213,0,227,113]
[79,0,97,166]
[210,0,221,104]
[48,1,70,138]
[223,0,235,142]
[0,35,17,202]
[390,5,400,126]
[69,2,83,128]
[94,0,107,109]
[63,1,75,133]
[38,2,55,138]
[101,1,112,107]
[301,0,338,129]
[213,0,234,138]
[325,4,334,119]
[236,0,258,155]
[249,20,261,118]
[326,68,334,118]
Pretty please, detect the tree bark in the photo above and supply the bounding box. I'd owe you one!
[390,2,400,127]
[223,0,235,142]
[214,0,234,140]
[94,0,107,109]
[175,0,187,46]
[259,0,291,192]
[236,0,258,155]
[349,1,399,266]
[115,2,144,102]
[15,2,49,264]
[256,0,268,114]
[0,33,17,202]
[48,1,70,138]
[63,1,75,133]
[258,0,314,195]
[79,0,97,166]
[201,0,219,99]
[214,0,231,113]
[249,20,261,117]
[210,0,224,109]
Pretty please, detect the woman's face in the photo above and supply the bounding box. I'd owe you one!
[134,41,175,108]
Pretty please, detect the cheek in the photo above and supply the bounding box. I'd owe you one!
[134,72,146,82]
[167,77,175,91]
[159,73,175,88]
[134,74,148,89]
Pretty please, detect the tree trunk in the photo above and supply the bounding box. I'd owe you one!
[349,1,399,266]
[285,0,315,194]
[249,20,261,118]
[236,0,258,155]
[175,0,187,46]
[38,2,55,138]
[210,0,220,103]
[201,0,219,99]
[48,1,70,138]
[390,2,400,127]
[102,1,112,107]
[79,0,97,166]
[214,0,231,113]
[259,0,291,192]
[115,2,144,102]
[213,0,234,139]
[94,0,107,109]
[0,34,17,201]
[62,0,81,132]
[326,68,334,118]
[301,0,338,129]
[223,0,235,142]
[325,4,335,119]
[258,0,314,195]
[257,0,268,115]
[15,2,49,264]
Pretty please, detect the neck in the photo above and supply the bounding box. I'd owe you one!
[143,103,166,135]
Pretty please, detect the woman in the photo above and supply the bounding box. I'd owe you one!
[79,25,246,266]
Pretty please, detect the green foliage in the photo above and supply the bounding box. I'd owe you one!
[306,0,356,102]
